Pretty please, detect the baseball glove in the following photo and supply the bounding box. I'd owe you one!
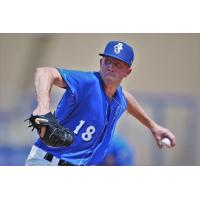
[25,112,74,147]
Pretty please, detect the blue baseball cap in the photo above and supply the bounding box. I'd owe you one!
[99,41,134,67]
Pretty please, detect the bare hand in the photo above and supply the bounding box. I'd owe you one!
[150,124,176,149]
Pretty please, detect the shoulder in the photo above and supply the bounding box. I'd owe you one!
[57,67,95,79]
[117,86,126,100]
[57,67,100,88]
[115,86,128,110]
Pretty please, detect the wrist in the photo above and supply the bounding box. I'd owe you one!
[147,121,159,134]
[33,106,50,116]
[37,96,51,113]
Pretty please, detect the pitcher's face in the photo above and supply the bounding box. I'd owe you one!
[100,56,132,85]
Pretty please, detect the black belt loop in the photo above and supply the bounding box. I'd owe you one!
[58,160,74,166]
[44,153,75,166]
[44,153,53,162]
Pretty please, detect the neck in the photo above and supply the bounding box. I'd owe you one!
[98,71,120,99]
[103,83,118,99]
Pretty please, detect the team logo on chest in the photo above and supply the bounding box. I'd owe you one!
[114,42,123,54]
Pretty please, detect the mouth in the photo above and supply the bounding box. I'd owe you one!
[105,71,114,76]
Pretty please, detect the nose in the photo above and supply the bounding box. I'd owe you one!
[107,63,114,72]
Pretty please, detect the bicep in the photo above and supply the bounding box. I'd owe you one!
[49,68,67,88]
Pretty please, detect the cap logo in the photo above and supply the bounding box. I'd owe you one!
[114,42,123,54]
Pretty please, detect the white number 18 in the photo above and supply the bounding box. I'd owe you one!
[73,120,96,142]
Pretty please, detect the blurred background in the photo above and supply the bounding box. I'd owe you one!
[0,33,199,165]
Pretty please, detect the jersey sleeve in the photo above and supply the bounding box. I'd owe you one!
[56,67,93,102]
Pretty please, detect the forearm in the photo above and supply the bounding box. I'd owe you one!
[34,67,54,112]
[123,90,157,130]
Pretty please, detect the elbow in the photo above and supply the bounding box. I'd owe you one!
[35,67,53,82]
[36,67,48,73]
[35,67,62,86]
[35,67,51,77]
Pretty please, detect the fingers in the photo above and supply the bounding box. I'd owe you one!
[152,127,176,149]
[170,136,176,147]
[155,136,162,149]
[37,127,46,138]
[159,135,176,149]
[40,127,46,138]
[164,130,176,147]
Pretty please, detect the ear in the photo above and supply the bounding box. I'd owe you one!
[124,68,132,77]
[100,58,103,66]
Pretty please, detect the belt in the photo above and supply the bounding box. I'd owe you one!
[30,145,75,166]
[44,153,75,166]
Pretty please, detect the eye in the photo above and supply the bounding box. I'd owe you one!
[104,58,112,65]
[114,62,122,68]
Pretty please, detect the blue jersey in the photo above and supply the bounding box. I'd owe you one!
[34,68,127,165]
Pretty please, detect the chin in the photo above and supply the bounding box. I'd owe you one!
[103,77,118,86]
